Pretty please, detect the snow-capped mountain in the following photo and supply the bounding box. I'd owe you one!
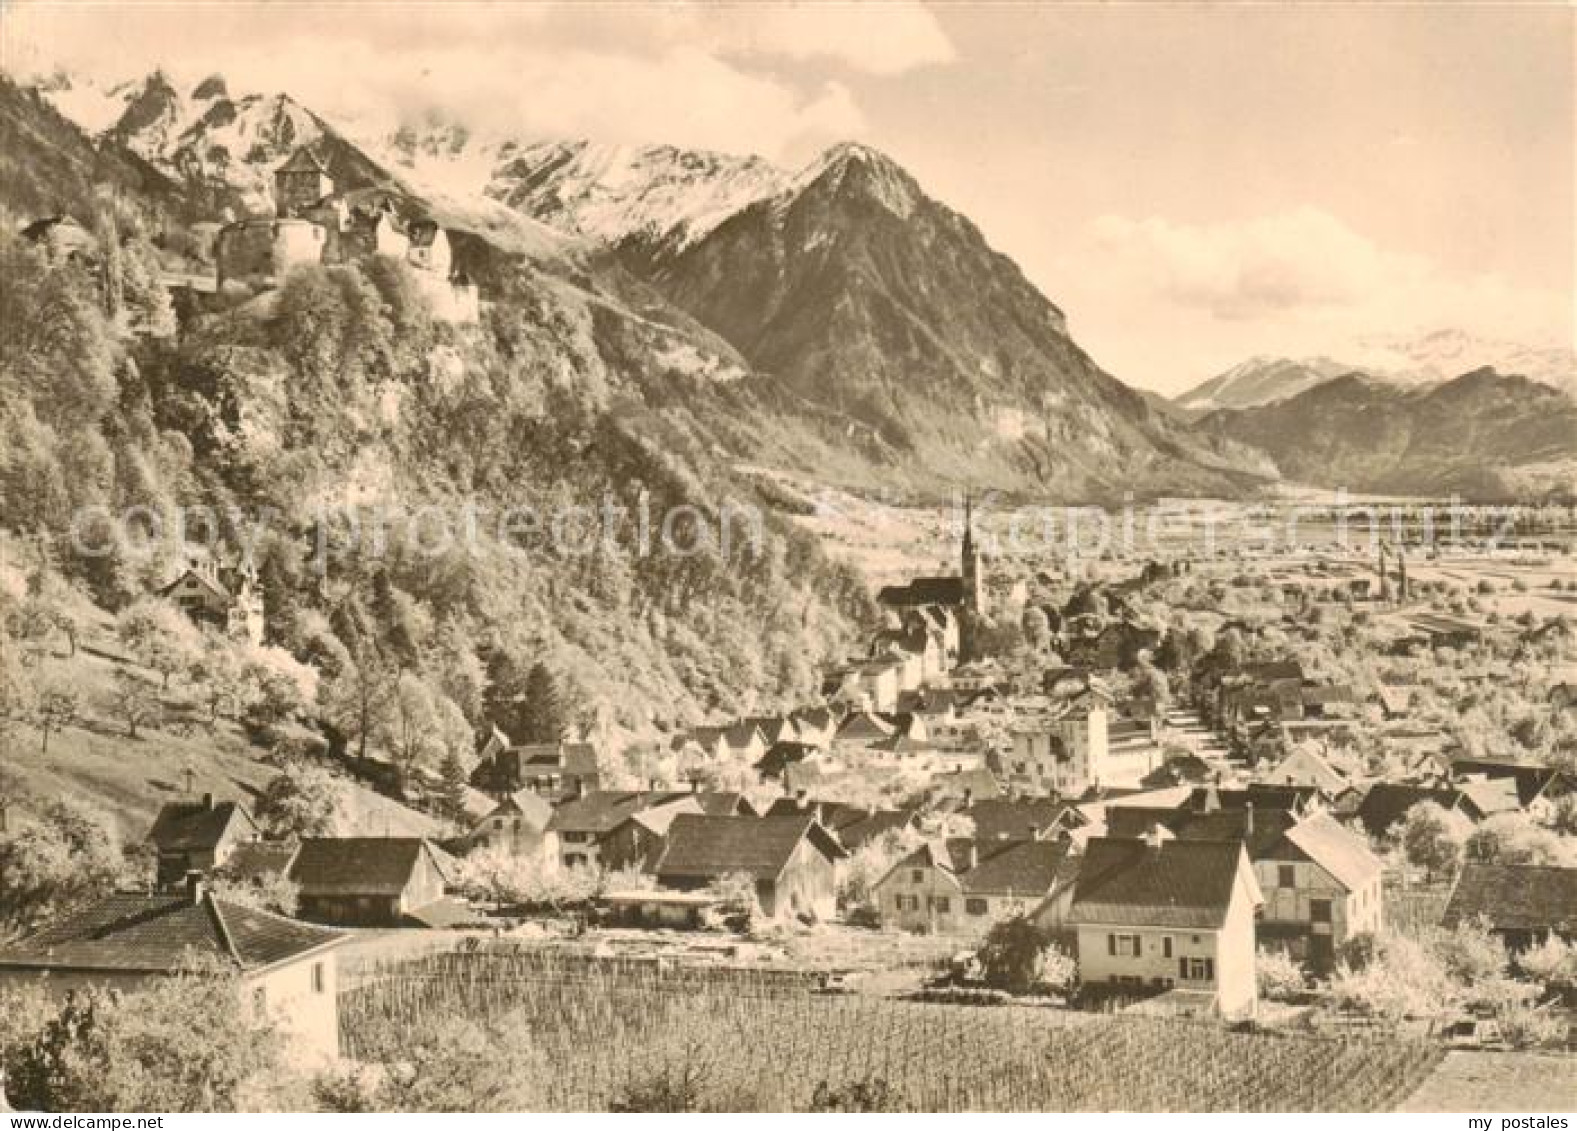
[42,69,334,214]
[19,65,1275,498]
[1178,331,1576,416]
[485,139,787,254]
[1355,329,1576,398]
[1171,355,1356,418]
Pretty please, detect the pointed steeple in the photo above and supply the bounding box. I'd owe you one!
[960,492,982,616]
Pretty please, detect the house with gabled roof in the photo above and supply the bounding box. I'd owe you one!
[146,794,262,888]
[157,553,264,645]
[1449,757,1574,820]
[1106,796,1382,971]
[1258,747,1348,796]
[685,722,767,762]
[1442,863,1577,951]
[287,837,457,927]
[0,877,347,1063]
[652,814,844,920]
[469,732,602,802]
[1355,783,1476,840]
[1068,832,1263,1018]
[464,790,556,858]
[875,837,1078,935]
[958,797,1085,841]
[546,790,702,871]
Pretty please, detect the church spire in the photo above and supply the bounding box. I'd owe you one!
[961,492,982,616]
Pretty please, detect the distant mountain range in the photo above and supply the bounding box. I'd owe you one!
[16,67,1274,502]
[12,67,1567,503]
[1174,334,1576,418]
[1197,368,1577,500]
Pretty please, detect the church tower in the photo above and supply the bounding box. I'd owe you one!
[961,495,984,615]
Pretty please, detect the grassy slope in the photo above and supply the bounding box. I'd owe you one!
[2,590,439,844]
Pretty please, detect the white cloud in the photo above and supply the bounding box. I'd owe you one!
[710,3,957,75]
[0,1,881,160]
[1055,207,1573,391]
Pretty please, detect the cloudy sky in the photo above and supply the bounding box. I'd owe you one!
[4,1,1571,393]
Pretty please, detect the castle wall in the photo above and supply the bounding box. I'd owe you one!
[215,219,326,286]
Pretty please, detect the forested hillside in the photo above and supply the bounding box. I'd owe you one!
[0,220,873,800]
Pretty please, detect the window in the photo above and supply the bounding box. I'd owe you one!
[1180,956,1215,981]
[931,896,951,913]
[1278,865,1296,888]
[1162,936,1173,959]
[911,869,925,883]
[1310,899,1332,924]
[965,898,988,915]
[1108,933,1141,957]
[311,963,326,994]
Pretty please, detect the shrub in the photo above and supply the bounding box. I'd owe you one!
[1256,946,1307,1001]
[977,915,1075,995]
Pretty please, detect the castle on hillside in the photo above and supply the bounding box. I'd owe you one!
[214,147,479,324]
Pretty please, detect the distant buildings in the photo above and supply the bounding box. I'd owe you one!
[158,553,265,646]
[470,729,603,802]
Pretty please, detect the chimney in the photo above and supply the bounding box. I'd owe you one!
[964,841,978,871]
[201,792,214,810]
[795,788,809,809]
[185,870,206,905]
[690,777,699,794]
[1142,824,1173,851]
[1244,801,1254,837]
[962,788,974,808]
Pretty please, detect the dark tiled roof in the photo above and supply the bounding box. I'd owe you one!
[877,577,966,607]
[963,798,1080,841]
[694,791,756,817]
[961,839,1076,896]
[287,837,445,895]
[833,808,919,852]
[470,742,600,792]
[0,891,343,973]
[546,791,694,835]
[1069,837,1253,929]
[654,815,842,881]
[1442,864,1577,933]
[146,799,257,853]
[755,741,822,778]
[1355,784,1465,839]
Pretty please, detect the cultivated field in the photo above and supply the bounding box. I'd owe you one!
[1396,1051,1577,1112]
[342,946,1445,1112]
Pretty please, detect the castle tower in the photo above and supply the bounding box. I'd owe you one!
[274,148,334,219]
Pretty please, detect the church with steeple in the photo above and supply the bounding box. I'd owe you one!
[875,493,987,662]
